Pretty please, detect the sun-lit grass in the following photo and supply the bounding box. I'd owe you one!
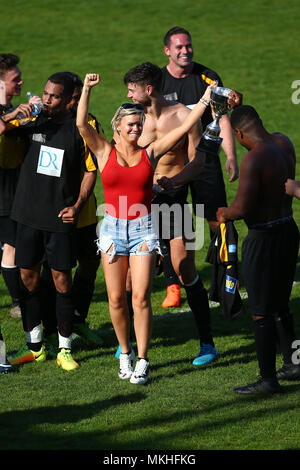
[0,0,300,452]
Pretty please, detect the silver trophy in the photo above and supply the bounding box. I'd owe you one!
[196,86,233,156]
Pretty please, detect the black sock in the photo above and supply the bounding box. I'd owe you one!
[275,312,296,365]
[27,341,42,352]
[40,264,57,336]
[19,287,41,332]
[72,265,98,322]
[56,291,74,338]
[160,239,180,287]
[1,266,21,304]
[253,316,277,380]
[184,276,214,346]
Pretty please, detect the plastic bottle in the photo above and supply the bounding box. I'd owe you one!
[16,91,43,124]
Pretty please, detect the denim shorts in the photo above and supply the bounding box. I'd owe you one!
[96,212,161,261]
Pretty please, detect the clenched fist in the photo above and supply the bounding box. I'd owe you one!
[84,73,100,89]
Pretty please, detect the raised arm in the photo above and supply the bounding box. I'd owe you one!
[157,121,205,190]
[147,85,213,161]
[220,113,239,182]
[76,74,112,170]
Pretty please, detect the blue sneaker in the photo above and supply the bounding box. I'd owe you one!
[192,343,219,366]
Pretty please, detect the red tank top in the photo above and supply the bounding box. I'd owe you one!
[101,147,154,220]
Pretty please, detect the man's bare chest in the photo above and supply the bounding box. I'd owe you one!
[139,114,185,147]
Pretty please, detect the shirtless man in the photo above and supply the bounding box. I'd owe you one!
[217,105,300,394]
[123,62,219,366]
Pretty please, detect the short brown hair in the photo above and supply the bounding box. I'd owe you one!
[124,62,162,91]
[0,53,20,79]
[163,27,191,47]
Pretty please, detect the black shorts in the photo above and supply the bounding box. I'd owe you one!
[242,217,299,316]
[73,223,100,261]
[0,216,17,246]
[189,153,227,221]
[152,186,195,241]
[15,223,77,271]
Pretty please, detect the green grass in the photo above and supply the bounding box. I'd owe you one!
[1,0,300,452]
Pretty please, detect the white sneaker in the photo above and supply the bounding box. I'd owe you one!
[130,358,150,385]
[118,351,134,379]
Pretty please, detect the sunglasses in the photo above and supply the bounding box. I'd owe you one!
[121,103,144,111]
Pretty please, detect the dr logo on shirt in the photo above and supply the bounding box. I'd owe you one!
[37,144,64,177]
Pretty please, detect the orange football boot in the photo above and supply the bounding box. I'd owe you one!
[161,284,181,308]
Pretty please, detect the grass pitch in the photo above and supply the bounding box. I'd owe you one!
[0,0,300,453]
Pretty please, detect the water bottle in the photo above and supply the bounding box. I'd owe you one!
[16,91,43,124]
[26,91,44,116]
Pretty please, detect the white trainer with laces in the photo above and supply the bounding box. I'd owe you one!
[118,351,134,379]
[130,358,150,385]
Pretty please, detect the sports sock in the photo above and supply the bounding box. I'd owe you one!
[58,332,72,350]
[1,264,21,304]
[183,275,214,346]
[56,291,74,338]
[160,239,180,287]
[0,338,9,364]
[253,316,277,380]
[27,342,42,352]
[19,287,41,333]
[72,265,97,322]
[26,324,43,352]
[40,264,57,336]
[275,312,296,364]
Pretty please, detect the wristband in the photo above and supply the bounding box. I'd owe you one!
[200,98,210,107]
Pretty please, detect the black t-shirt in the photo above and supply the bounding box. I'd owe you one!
[11,112,85,233]
[161,62,223,130]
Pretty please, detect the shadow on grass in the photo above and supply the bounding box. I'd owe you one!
[1,384,299,451]
[0,392,146,451]
[112,385,300,451]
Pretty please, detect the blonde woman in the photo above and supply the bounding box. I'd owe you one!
[76,73,212,384]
